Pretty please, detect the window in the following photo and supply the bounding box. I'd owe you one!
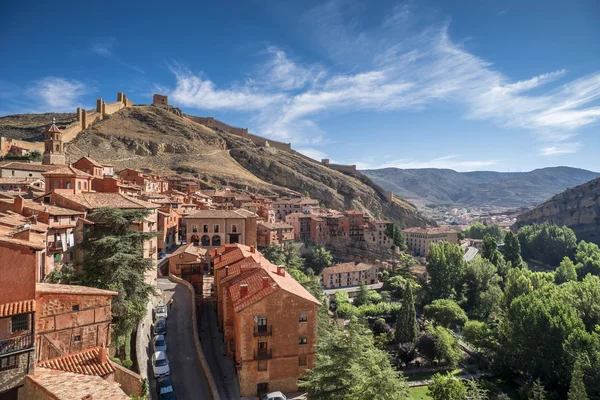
[74,335,81,342]
[231,225,237,233]
[66,181,71,189]
[214,224,220,233]
[44,196,50,204]
[73,304,80,311]
[70,215,76,221]
[203,225,209,233]
[299,311,307,322]
[84,182,87,190]
[298,336,307,345]
[257,316,267,332]
[0,356,17,372]
[258,360,267,371]
[11,314,29,332]
[192,225,198,233]
[54,216,59,223]
[298,355,307,366]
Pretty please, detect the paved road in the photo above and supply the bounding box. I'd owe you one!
[463,246,479,262]
[157,277,213,400]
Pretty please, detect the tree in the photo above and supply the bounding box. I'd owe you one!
[431,325,462,368]
[394,342,416,367]
[300,319,409,400]
[426,242,466,300]
[474,284,503,321]
[568,360,589,400]
[416,332,437,365]
[465,379,490,400]
[354,281,369,307]
[29,149,42,161]
[461,256,501,313]
[518,223,577,267]
[306,247,333,274]
[574,241,600,278]
[382,275,408,300]
[530,379,547,400]
[504,231,523,268]
[424,299,468,329]
[463,320,494,351]
[464,222,504,242]
[427,373,467,400]
[80,208,157,358]
[556,257,578,284]
[395,282,418,344]
[392,225,407,250]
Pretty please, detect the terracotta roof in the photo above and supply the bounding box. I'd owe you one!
[36,283,118,296]
[42,164,93,178]
[258,221,294,230]
[53,192,159,210]
[27,368,129,400]
[38,347,114,377]
[0,162,61,172]
[403,227,457,235]
[47,123,61,133]
[0,225,46,250]
[0,299,35,317]
[322,262,377,275]
[185,209,256,219]
[170,243,207,258]
[0,198,85,216]
[76,156,103,167]
[213,246,262,270]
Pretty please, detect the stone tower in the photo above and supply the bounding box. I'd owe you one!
[42,118,66,165]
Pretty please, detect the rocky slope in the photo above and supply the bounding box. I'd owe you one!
[27,105,431,227]
[0,113,77,141]
[514,177,600,245]
[364,167,599,207]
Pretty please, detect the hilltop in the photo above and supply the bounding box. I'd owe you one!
[514,176,600,245]
[0,105,430,227]
[363,167,600,208]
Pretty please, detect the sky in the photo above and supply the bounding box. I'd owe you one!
[1,0,599,172]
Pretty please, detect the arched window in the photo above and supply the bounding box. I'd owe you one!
[66,181,71,189]
[231,225,237,233]
[191,235,200,246]
[201,235,210,246]
[211,235,221,247]
[55,145,60,151]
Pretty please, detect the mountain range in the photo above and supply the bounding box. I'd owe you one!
[363,167,600,208]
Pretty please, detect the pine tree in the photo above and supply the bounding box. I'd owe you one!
[568,360,589,400]
[395,282,418,343]
[354,281,369,307]
[530,379,547,400]
[504,231,523,268]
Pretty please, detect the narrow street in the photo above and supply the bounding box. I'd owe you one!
[157,277,213,400]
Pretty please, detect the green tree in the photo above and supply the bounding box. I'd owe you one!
[474,284,503,321]
[568,360,589,400]
[556,257,578,284]
[81,208,157,358]
[504,231,523,268]
[518,223,577,267]
[424,299,468,329]
[530,379,547,400]
[392,225,407,250]
[464,222,504,242]
[574,241,600,278]
[466,379,490,400]
[382,275,408,300]
[461,256,501,313]
[300,319,409,400]
[426,242,466,300]
[395,282,418,344]
[306,247,333,274]
[427,372,467,400]
[354,281,369,307]
[431,325,462,367]
[28,149,42,161]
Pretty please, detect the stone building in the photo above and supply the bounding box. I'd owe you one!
[321,262,380,289]
[72,156,110,179]
[35,283,117,363]
[0,162,60,179]
[184,209,257,248]
[273,197,319,221]
[41,165,93,193]
[210,244,320,397]
[42,120,66,166]
[157,206,179,253]
[403,227,460,257]
[256,221,295,248]
[364,220,394,247]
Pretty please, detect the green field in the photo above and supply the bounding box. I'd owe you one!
[409,385,431,400]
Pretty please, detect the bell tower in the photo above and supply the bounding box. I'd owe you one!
[42,118,66,165]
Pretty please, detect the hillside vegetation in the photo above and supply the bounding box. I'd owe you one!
[40,105,432,227]
[514,177,600,245]
[364,167,600,207]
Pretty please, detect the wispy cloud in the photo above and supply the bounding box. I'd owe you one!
[92,37,118,57]
[27,77,88,111]
[357,155,499,172]
[539,142,582,156]
[163,1,600,155]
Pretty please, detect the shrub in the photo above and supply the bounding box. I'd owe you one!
[122,359,133,369]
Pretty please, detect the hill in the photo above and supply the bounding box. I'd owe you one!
[514,177,600,245]
[0,105,430,227]
[363,167,600,208]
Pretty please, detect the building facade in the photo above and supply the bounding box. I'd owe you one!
[403,227,460,257]
[321,262,380,289]
[184,209,257,249]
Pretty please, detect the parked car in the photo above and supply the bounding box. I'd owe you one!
[156,376,176,400]
[154,319,167,336]
[156,304,168,320]
[260,392,287,400]
[153,334,167,352]
[158,251,166,259]
[151,351,170,378]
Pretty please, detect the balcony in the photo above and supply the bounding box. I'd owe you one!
[253,348,272,360]
[0,333,34,356]
[253,325,272,337]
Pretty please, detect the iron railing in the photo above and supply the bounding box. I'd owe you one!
[253,325,272,337]
[253,348,272,360]
[0,333,34,356]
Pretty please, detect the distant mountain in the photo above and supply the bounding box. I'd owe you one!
[514,177,600,245]
[363,167,600,207]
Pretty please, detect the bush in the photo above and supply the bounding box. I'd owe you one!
[122,359,133,368]
[109,356,122,366]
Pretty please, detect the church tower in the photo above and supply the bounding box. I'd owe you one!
[42,118,66,165]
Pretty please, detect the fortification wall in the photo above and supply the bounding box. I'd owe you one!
[103,101,125,115]
[184,115,249,137]
[246,133,291,151]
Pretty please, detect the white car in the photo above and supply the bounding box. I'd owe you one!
[260,392,287,400]
[152,351,170,378]
[156,304,168,320]
[153,335,167,352]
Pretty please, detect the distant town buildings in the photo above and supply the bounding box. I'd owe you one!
[403,226,460,257]
[322,262,380,289]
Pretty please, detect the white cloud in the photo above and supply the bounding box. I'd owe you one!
[27,77,87,111]
[163,1,600,156]
[539,142,582,156]
[296,147,329,160]
[92,37,118,57]
[357,155,498,172]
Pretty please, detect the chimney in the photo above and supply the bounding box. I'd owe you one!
[262,276,270,288]
[98,343,108,364]
[12,229,30,242]
[277,265,286,277]
[250,246,256,254]
[225,265,229,276]
[14,196,24,214]
[240,284,248,298]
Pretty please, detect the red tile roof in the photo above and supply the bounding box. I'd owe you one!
[36,283,118,296]
[42,165,93,178]
[0,299,35,317]
[38,347,115,377]
[27,368,129,400]
[47,123,61,133]
[53,192,159,210]
[0,162,61,172]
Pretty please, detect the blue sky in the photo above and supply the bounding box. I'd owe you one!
[1,0,599,172]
